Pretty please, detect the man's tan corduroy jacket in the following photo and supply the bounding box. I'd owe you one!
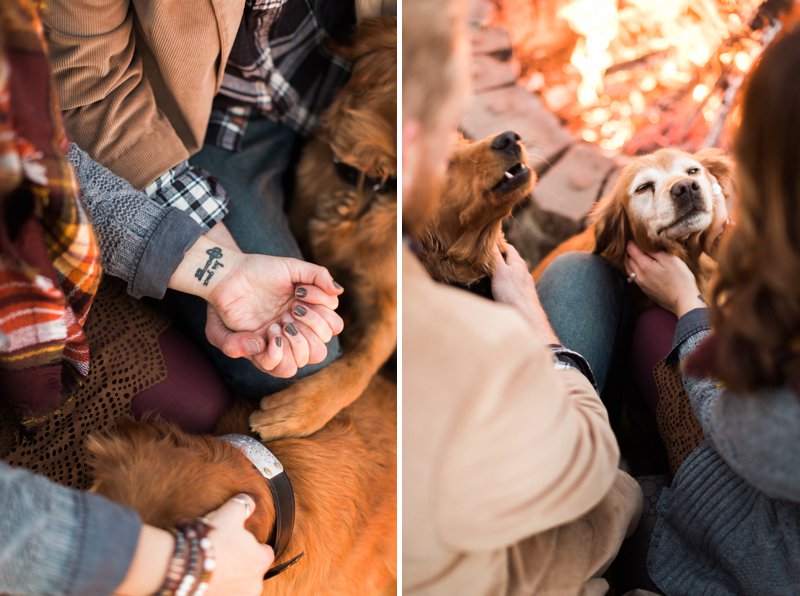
[403,246,643,595]
[44,0,246,189]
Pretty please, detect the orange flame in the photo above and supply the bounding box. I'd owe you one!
[510,0,766,152]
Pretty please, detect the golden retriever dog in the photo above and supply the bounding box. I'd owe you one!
[88,375,397,596]
[533,147,735,292]
[417,131,535,293]
[249,16,397,442]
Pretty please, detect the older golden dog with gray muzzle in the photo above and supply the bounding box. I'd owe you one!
[534,147,735,294]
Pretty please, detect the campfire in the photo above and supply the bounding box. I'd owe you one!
[494,0,794,154]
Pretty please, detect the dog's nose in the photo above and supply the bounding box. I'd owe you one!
[491,131,521,157]
[670,179,701,205]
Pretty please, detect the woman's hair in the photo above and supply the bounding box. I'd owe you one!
[710,26,800,392]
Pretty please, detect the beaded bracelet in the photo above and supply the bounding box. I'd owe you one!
[157,518,216,596]
[159,530,188,595]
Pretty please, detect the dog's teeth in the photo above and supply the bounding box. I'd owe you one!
[504,171,514,179]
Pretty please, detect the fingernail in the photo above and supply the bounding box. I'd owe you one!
[269,323,282,335]
[275,336,282,348]
[285,324,299,336]
[333,281,343,290]
[295,287,307,298]
[294,305,307,317]
[246,339,262,355]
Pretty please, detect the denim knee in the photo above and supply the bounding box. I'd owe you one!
[538,252,623,295]
[536,251,628,393]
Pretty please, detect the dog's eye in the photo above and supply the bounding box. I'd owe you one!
[635,182,654,194]
[687,167,699,175]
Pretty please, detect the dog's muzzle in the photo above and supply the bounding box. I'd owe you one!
[217,434,304,580]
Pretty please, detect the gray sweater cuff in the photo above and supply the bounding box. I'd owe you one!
[0,463,141,596]
[666,307,711,363]
[131,208,203,299]
[67,143,203,299]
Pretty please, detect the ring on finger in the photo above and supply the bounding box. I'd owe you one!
[232,496,252,517]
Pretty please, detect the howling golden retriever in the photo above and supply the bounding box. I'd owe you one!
[533,147,735,292]
[417,131,535,291]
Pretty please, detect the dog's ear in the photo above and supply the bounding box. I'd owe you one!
[591,193,631,270]
[327,15,396,62]
[696,148,735,194]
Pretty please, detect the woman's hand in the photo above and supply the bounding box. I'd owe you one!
[115,495,272,596]
[625,242,705,317]
[203,494,274,596]
[491,243,558,344]
[169,235,344,376]
[206,251,344,373]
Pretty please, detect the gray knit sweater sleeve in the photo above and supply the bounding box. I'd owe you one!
[672,310,800,502]
[0,461,141,596]
[67,144,204,299]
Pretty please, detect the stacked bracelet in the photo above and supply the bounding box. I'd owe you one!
[157,518,217,596]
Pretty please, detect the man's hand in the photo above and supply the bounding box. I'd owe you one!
[491,243,559,344]
[169,235,343,376]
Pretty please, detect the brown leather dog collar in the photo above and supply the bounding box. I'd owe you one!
[332,156,397,196]
[217,434,304,579]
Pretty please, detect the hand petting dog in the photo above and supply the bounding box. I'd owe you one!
[625,241,705,318]
[491,244,559,344]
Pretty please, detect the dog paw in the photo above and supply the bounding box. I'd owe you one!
[249,386,336,442]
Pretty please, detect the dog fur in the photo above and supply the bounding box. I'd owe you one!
[249,16,397,442]
[417,131,535,286]
[87,375,397,596]
[533,147,735,291]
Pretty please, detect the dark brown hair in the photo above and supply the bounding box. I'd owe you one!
[709,26,800,392]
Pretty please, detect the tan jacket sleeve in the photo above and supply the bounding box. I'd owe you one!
[436,335,621,551]
[43,0,190,188]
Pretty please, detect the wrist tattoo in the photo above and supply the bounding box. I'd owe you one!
[195,246,224,286]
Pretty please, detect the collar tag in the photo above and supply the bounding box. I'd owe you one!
[218,434,284,479]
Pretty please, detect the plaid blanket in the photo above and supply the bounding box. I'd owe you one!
[0,1,101,422]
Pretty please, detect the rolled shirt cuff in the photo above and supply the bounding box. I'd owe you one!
[130,209,204,299]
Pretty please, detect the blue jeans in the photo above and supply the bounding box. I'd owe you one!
[162,118,341,399]
[536,252,629,398]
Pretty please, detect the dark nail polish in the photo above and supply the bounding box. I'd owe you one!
[333,281,343,290]
[294,305,307,317]
[295,287,307,298]
[275,337,282,348]
[285,324,299,336]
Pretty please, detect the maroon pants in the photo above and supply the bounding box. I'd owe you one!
[131,326,233,434]
[631,305,678,414]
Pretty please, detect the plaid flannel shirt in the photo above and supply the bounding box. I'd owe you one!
[206,0,352,151]
[144,161,229,232]
[549,344,598,390]
[153,1,351,225]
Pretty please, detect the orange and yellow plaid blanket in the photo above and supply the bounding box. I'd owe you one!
[0,1,101,420]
